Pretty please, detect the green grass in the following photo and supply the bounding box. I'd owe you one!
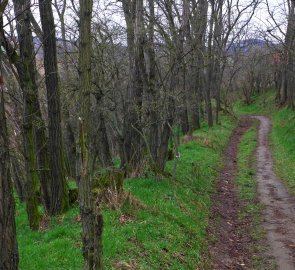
[235,90,295,196]
[236,125,263,265]
[236,125,257,203]
[271,108,295,195]
[234,91,275,116]
[16,203,82,270]
[16,114,236,270]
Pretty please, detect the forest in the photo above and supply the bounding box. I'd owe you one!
[1,0,295,269]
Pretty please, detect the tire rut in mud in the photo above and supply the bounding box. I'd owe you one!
[207,117,255,270]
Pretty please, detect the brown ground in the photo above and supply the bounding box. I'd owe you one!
[207,117,255,270]
[207,116,295,270]
[254,116,295,270]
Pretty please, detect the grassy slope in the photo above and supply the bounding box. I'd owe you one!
[234,91,295,196]
[16,115,236,270]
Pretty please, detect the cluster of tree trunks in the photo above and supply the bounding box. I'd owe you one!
[118,0,260,174]
[0,0,69,231]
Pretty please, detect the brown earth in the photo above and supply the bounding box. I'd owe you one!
[207,117,255,270]
[207,116,295,270]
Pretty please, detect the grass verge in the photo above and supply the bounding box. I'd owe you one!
[16,114,236,270]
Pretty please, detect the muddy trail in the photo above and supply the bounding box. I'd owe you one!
[254,116,295,270]
[207,116,295,270]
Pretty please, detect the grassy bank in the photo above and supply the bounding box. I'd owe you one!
[16,114,236,269]
[235,91,295,196]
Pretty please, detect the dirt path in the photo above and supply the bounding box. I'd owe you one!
[208,118,255,270]
[208,116,295,270]
[254,116,295,270]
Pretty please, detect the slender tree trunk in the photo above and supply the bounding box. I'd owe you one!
[205,1,215,127]
[0,52,19,269]
[121,0,145,174]
[39,0,69,214]
[79,0,103,268]
[147,0,160,167]
[14,0,51,213]
[90,90,112,170]
[34,108,51,211]
[183,0,198,134]
[283,0,295,109]
[191,0,208,130]
[63,111,77,178]
[213,0,223,124]
[54,0,77,178]
[10,157,27,202]
[11,0,44,228]
[96,111,112,168]
[156,0,182,171]
[280,69,287,104]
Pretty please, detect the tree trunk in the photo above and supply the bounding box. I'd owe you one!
[39,0,69,214]
[78,0,103,268]
[205,0,215,127]
[191,0,208,130]
[147,0,160,167]
[0,57,19,269]
[121,0,145,174]
[283,0,295,109]
[96,111,112,168]
[90,91,112,170]
[183,0,200,133]
[54,0,77,178]
[11,157,27,202]
[12,0,44,228]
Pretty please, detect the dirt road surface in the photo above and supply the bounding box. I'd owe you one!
[208,118,254,270]
[254,116,295,270]
[208,116,295,270]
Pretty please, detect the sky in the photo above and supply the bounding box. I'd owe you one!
[3,0,288,43]
[253,0,287,42]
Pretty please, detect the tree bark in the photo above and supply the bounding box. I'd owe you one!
[38,0,69,214]
[54,0,77,178]
[13,0,51,212]
[285,1,295,109]
[10,157,27,203]
[205,0,215,127]
[78,0,103,268]
[0,52,19,269]
[147,0,160,166]
[121,0,145,174]
[11,0,45,228]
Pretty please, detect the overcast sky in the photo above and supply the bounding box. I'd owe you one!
[253,0,287,41]
[3,0,288,43]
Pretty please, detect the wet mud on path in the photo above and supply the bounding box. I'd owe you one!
[208,117,255,270]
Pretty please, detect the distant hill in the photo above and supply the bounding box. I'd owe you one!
[227,38,270,54]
